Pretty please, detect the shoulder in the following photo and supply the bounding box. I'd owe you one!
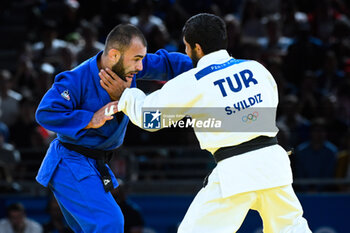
[53,60,92,97]
[0,218,11,229]
[26,218,43,231]
[163,67,197,87]
[145,49,191,63]
[324,141,338,154]
[55,60,90,83]
[296,142,311,153]
[0,218,9,225]
[230,59,270,76]
[244,60,268,72]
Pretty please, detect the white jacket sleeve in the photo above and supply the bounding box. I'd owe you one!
[118,72,200,132]
[118,87,147,129]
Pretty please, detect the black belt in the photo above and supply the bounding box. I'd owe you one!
[213,136,278,163]
[59,141,115,192]
[202,136,279,188]
[203,136,278,188]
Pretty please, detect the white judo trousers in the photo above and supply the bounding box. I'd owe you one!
[178,169,311,233]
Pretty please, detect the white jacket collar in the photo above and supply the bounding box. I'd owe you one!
[197,50,231,69]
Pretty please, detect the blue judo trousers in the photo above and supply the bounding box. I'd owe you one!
[36,50,192,233]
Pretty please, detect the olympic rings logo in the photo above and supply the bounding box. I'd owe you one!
[242,111,259,123]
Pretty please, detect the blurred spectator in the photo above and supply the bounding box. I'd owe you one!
[279,0,308,38]
[9,97,49,180]
[336,79,350,126]
[34,63,55,100]
[14,42,38,96]
[277,94,310,147]
[308,0,345,43]
[98,0,133,38]
[224,14,244,58]
[0,121,9,142]
[9,98,46,149]
[0,203,43,233]
[257,14,293,57]
[56,0,81,40]
[129,0,168,43]
[265,56,297,100]
[147,25,175,53]
[111,179,144,233]
[315,50,344,96]
[276,121,292,151]
[240,39,263,61]
[257,0,280,16]
[0,126,20,186]
[331,18,350,72]
[176,0,214,16]
[212,0,243,16]
[0,70,22,127]
[76,21,104,64]
[56,47,76,73]
[32,20,71,69]
[335,132,350,189]
[240,0,265,39]
[283,21,326,86]
[319,95,348,148]
[294,118,338,191]
[43,197,73,233]
[298,71,319,119]
[160,1,189,44]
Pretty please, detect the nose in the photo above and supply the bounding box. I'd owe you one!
[136,60,143,71]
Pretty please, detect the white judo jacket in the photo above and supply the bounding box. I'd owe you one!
[118,50,293,197]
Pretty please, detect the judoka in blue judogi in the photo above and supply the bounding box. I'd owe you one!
[36,24,192,233]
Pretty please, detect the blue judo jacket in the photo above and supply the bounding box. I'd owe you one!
[35,50,192,187]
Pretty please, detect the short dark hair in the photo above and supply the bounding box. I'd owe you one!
[105,24,147,53]
[182,13,227,55]
[6,203,25,216]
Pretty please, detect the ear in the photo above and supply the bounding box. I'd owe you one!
[107,49,121,63]
[194,43,205,57]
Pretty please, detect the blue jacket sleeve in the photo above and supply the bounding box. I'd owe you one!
[35,73,94,140]
[136,49,192,81]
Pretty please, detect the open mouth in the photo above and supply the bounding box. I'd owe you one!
[126,72,137,77]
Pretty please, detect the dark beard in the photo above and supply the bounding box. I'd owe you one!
[111,55,127,81]
[191,49,200,67]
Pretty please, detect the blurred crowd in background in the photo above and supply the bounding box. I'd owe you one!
[2,0,350,232]
[1,0,350,197]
